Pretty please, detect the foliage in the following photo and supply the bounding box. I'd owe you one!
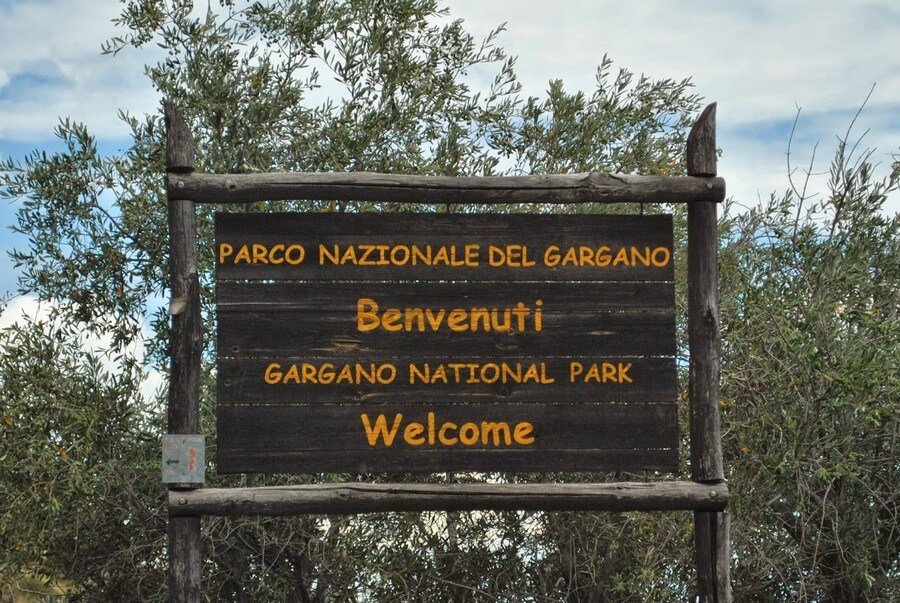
[719,122,900,600]
[0,313,166,600]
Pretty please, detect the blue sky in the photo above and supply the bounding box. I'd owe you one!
[2,0,900,301]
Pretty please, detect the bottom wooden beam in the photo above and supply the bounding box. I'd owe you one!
[169,481,727,516]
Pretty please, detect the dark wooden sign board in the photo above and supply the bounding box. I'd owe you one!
[215,213,677,474]
[164,101,731,602]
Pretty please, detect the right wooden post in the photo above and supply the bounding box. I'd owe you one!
[687,103,732,602]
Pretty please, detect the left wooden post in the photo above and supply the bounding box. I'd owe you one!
[165,100,202,603]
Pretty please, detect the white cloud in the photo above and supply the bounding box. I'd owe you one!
[0,295,164,403]
[447,1,900,120]
[0,294,43,330]
[0,0,163,142]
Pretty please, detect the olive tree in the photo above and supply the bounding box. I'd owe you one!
[719,120,900,601]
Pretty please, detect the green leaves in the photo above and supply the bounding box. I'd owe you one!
[0,312,165,599]
[720,122,900,600]
[490,55,701,178]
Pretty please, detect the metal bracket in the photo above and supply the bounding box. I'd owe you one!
[162,434,205,485]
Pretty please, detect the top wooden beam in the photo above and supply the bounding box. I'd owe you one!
[166,171,725,205]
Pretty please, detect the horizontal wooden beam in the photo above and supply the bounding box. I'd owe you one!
[168,481,728,516]
[168,171,725,205]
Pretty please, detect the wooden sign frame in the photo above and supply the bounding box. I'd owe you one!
[163,101,730,601]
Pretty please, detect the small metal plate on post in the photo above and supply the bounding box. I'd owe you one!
[162,434,205,485]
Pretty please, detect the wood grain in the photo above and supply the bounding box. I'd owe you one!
[170,171,726,204]
[688,102,731,603]
[218,308,676,359]
[217,356,676,405]
[165,100,202,603]
[169,482,729,516]
[217,281,674,311]
[215,212,675,282]
[216,403,678,474]
[216,212,678,474]
[164,100,196,173]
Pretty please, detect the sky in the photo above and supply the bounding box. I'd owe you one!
[1,0,900,303]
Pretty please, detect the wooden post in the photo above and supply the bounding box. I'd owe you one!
[165,100,202,603]
[687,103,731,602]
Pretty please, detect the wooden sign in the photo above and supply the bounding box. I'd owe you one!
[216,213,677,474]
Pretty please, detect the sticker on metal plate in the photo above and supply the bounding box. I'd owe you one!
[162,434,205,484]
